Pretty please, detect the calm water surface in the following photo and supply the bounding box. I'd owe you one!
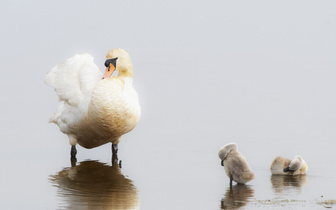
[1,120,335,209]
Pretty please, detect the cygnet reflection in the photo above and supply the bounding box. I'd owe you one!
[271,174,307,194]
[220,184,254,209]
[50,160,139,210]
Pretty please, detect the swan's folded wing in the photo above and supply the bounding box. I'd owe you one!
[45,53,102,106]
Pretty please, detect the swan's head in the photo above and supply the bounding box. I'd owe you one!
[218,142,238,166]
[103,48,133,79]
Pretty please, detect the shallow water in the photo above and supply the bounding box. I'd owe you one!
[1,124,335,209]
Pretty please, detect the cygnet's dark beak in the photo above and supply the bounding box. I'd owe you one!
[221,159,224,166]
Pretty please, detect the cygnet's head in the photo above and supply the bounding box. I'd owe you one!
[294,155,303,163]
[218,142,238,166]
[285,155,304,172]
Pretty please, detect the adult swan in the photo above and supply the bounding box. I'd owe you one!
[45,48,141,160]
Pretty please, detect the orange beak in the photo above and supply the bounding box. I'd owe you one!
[103,63,116,79]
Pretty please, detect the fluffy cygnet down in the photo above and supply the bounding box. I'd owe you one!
[270,155,308,175]
[218,142,255,186]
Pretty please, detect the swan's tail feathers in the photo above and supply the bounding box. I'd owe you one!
[45,53,102,106]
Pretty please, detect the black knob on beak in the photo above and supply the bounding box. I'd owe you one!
[104,57,118,68]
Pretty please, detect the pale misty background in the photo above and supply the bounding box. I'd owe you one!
[0,1,336,209]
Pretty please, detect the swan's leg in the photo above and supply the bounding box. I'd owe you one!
[71,157,77,167]
[71,145,77,157]
[230,175,233,188]
[111,144,122,168]
[70,145,77,166]
[112,153,119,166]
[68,134,78,165]
[112,143,118,155]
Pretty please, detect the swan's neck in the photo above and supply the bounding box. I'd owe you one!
[117,60,133,78]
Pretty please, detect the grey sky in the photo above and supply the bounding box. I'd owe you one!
[1,0,336,152]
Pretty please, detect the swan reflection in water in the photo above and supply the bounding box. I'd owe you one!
[271,175,307,194]
[220,185,254,209]
[50,157,139,209]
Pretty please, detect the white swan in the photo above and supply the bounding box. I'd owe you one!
[218,142,255,186]
[270,155,308,175]
[45,48,141,157]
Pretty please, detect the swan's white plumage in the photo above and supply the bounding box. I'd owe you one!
[45,48,141,149]
[45,54,102,134]
[45,54,102,106]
